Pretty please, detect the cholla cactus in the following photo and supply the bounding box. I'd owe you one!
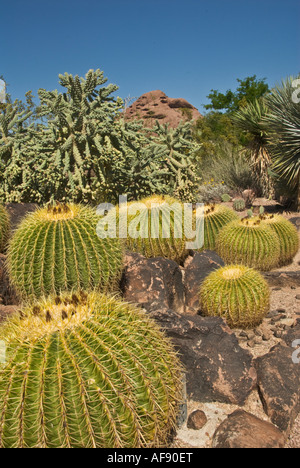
[261,214,299,266]
[121,195,188,263]
[200,265,270,328]
[216,217,280,271]
[7,203,124,299]
[0,292,182,448]
[0,204,9,252]
[202,204,239,251]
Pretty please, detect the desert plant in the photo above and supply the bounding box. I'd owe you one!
[199,264,270,328]
[115,195,188,263]
[216,217,281,271]
[261,214,299,266]
[202,204,239,251]
[0,292,182,448]
[233,198,246,212]
[221,193,231,203]
[0,204,9,252]
[7,203,124,299]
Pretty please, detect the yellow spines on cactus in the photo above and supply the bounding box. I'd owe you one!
[0,205,10,253]
[0,292,182,448]
[121,195,188,263]
[260,214,299,266]
[199,265,270,329]
[215,216,281,271]
[6,203,124,299]
[202,204,239,251]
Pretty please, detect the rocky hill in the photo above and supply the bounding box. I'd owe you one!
[124,90,202,128]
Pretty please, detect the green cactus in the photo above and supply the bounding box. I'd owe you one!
[118,195,188,263]
[221,193,231,203]
[202,204,239,251]
[261,214,299,266]
[0,204,9,252]
[233,198,246,212]
[7,203,124,299]
[0,292,182,448]
[216,217,281,271]
[200,264,270,328]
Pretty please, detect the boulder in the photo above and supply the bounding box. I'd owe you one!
[255,342,300,435]
[212,410,285,448]
[150,309,257,405]
[121,252,185,314]
[184,250,224,315]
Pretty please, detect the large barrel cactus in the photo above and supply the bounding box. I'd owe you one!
[202,204,239,251]
[261,214,299,266]
[200,265,270,328]
[0,205,10,253]
[120,195,188,263]
[215,217,280,271]
[0,292,182,448]
[7,203,124,299]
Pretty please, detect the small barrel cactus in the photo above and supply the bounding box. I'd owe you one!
[0,292,182,448]
[202,204,239,251]
[7,203,124,299]
[233,198,246,212]
[221,193,231,203]
[120,195,188,263]
[216,217,281,271]
[261,214,299,266]
[200,265,270,328]
[0,205,10,253]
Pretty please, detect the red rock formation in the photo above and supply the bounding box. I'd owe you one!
[124,90,202,128]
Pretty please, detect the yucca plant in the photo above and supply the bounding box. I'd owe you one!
[202,204,239,251]
[0,204,9,252]
[232,98,275,198]
[261,214,299,266]
[200,264,270,328]
[216,217,280,271]
[264,76,300,210]
[7,203,124,299]
[116,195,188,263]
[0,292,182,448]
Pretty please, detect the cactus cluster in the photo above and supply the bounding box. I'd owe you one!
[0,205,9,253]
[0,292,182,448]
[118,195,188,263]
[7,203,124,299]
[200,265,270,328]
[261,213,299,266]
[216,216,281,271]
[202,204,239,251]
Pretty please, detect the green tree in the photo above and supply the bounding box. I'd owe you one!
[204,75,270,113]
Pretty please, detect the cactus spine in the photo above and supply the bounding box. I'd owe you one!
[261,214,299,266]
[202,204,239,251]
[121,195,188,263]
[216,217,281,271]
[200,265,270,328]
[0,292,182,448]
[0,205,9,252]
[7,203,124,299]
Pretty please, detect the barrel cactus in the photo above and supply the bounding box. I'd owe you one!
[216,217,281,271]
[233,198,246,212]
[120,195,188,263]
[0,205,9,253]
[200,265,270,328]
[0,292,182,448]
[202,204,239,251]
[261,214,299,266]
[7,203,124,299]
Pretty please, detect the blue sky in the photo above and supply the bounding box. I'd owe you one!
[1,0,299,113]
